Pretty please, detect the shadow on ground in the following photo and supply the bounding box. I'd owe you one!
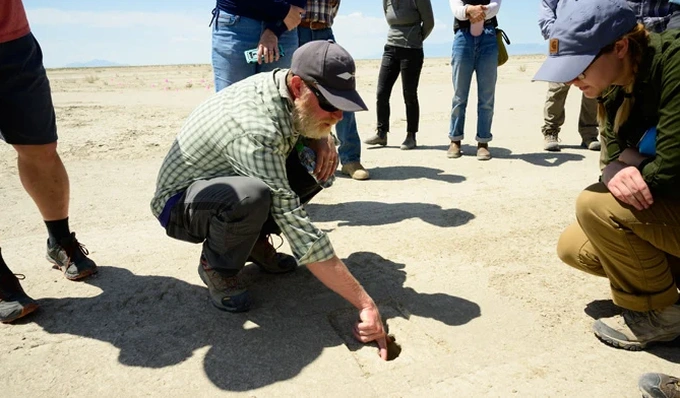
[584,299,680,363]
[412,144,586,167]
[28,252,480,391]
[306,201,475,227]
[337,165,465,184]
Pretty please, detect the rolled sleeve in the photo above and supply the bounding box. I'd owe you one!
[226,133,335,265]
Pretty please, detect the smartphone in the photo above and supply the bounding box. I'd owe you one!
[244,44,285,64]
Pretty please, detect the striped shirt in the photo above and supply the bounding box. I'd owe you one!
[302,0,340,25]
[626,0,674,32]
[151,69,335,265]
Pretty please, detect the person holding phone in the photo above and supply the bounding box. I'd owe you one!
[297,0,370,180]
[534,0,680,351]
[210,0,306,91]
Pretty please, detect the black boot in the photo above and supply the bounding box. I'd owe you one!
[400,132,416,150]
[364,130,387,146]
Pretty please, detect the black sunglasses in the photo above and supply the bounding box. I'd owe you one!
[303,81,339,113]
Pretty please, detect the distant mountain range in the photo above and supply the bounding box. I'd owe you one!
[63,59,127,68]
[61,43,547,68]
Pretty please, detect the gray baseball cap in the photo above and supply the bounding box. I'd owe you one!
[533,0,637,83]
[291,40,368,112]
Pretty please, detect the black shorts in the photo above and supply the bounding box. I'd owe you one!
[0,33,57,145]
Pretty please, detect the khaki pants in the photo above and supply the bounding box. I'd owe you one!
[542,82,598,142]
[557,183,680,312]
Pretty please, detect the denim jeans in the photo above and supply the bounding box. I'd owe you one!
[448,27,498,143]
[297,26,361,164]
[376,44,424,135]
[211,9,299,92]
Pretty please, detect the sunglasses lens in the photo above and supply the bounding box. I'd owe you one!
[306,82,339,112]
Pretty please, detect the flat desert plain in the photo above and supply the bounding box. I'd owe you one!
[1,56,678,397]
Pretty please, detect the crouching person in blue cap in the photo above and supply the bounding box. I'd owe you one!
[151,40,390,359]
[534,0,680,351]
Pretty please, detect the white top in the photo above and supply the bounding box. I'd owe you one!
[470,2,498,35]
[449,0,502,22]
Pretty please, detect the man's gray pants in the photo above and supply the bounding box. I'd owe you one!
[166,176,272,277]
[164,151,322,276]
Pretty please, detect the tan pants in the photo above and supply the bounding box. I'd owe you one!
[542,82,598,142]
[557,183,680,312]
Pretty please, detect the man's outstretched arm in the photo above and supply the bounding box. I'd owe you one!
[306,255,389,360]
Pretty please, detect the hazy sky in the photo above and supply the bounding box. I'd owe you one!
[25,0,546,67]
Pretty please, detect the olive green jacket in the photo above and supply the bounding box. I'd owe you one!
[601,30,680,198]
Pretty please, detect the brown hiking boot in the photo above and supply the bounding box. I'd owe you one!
[592,304,680,351]
[248,234,298,274]
[197,256,250,312]
[341,162,370,180]
[447,141,461,158]
[477,143,491,161]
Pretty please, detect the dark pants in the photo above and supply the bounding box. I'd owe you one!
[376,44,424,135]
[166,150,320,276]
[0,33,57,145]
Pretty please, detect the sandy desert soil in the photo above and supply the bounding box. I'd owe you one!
[1,55,678,397]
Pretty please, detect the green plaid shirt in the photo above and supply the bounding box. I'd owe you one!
[151,69,334,265]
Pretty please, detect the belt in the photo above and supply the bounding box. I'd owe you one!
[298,20,330,30]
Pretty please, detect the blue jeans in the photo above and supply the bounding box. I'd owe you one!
[211,9,299,92]
[297,26,361,165]
[448,27,498,143]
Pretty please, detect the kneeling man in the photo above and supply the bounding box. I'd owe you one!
[151,40,389,359]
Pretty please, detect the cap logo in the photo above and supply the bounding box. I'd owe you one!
[549,38,559,55]
[336,72,354,80]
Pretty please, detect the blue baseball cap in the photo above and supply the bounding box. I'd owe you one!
[533,0,637,83]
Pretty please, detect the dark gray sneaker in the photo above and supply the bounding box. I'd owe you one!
[197,256,250,313]
[0,273,39,323]
[46,232,98,281]
[638,373,680,398]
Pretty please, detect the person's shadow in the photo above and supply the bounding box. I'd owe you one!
[337,166,466,184]
[584,299,680,363]
[27,253,480,391]
[417,145,585,167]
[306,202,475,227]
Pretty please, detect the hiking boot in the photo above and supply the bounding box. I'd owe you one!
[0,272,39,323]
[447,141,462,158]
[477,143,491,161]
[543,130,560,151]
[197,256,250,312]
[46,232,97,281]
[247,234,298,274]
[582,138,601,151]
[400,133,416,150]
[592,304,680,351]
[341,162,370,180]
[639,373,680,398]
[364,132,387,146]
